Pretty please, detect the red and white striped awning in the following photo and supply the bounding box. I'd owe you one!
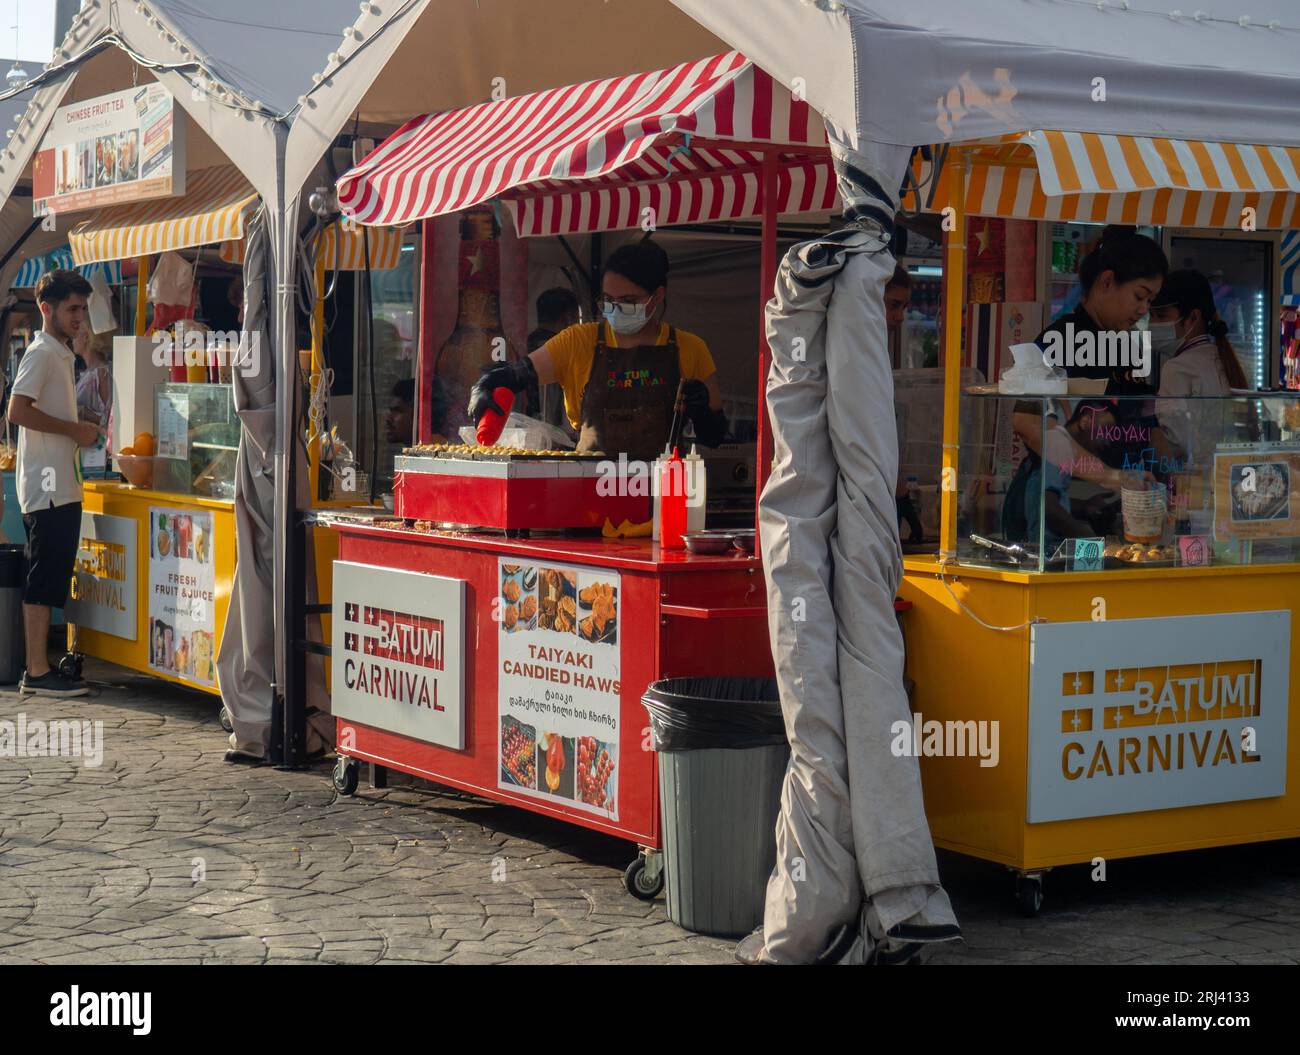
[903,131,1300,229]
[336,52,834,237]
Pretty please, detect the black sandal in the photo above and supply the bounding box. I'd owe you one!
[222,749,271,766]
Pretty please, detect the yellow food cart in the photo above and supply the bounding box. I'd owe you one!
[897,131,1300,913]
[57,169,403,700]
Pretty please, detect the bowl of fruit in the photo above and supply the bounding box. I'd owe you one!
[116,433,157,487]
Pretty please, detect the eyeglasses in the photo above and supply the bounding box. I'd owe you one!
[597,296,649,316]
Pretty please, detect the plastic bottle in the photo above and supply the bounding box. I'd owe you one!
[685,444,707,532]
[659,448,687,550]
[651,444,669,542]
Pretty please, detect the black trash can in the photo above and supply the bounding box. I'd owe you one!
[0,544,26,684]
[642,677,788,938]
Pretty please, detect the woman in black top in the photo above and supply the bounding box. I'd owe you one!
[1037,225,1168,393]
[1005,227,1169,544]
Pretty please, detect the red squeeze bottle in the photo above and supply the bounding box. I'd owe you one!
[476,387,515,446]
[659,448,687,550]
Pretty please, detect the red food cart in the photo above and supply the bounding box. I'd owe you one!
[324,52,835,895]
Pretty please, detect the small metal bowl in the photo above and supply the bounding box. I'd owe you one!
[731,530,756,555]
[682,531,736,555]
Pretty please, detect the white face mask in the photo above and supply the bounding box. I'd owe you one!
[1148,318,1185,357]
[604,301,649,335]
[602,291,659,335]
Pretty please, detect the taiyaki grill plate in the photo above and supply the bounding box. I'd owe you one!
[394,446,646,529]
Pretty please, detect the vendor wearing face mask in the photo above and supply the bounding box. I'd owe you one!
[1152,269,1249,469]
[468,240,726,462]
[1151,269,1248,396]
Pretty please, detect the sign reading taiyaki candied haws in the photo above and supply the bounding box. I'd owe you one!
[497,559,621,819]
[330,562,466,749]
[147,507,216,686]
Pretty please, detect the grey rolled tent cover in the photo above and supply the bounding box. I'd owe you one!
[756,136,957,964]
[216,208,278,757]
[216,208,333,759]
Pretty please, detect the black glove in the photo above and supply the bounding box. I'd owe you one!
[681,379,727,446]
[468,356,538,425]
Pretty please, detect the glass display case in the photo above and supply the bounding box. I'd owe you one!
[152,382,239,499]
[957,390,1300,572]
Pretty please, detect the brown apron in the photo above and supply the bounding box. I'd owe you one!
[577,322,682,463]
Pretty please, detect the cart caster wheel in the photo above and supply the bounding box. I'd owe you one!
[333,756,360,796]
[219,705,233,733]
[623,856,664,900]
[1015,875,1044,917]
[58,653,82,679]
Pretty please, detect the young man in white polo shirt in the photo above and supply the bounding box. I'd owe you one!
[8,270,101,696]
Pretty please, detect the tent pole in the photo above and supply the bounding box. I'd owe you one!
[273,195,306,767]
[417,218,436,443]
[310,241,325,503]
[755,149,778,524]
[939,149,967,560]
[135,256,149,336]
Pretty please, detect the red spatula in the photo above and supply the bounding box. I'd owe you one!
[476,387,515,446]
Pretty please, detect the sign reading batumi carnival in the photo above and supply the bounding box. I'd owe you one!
[32,83,186,216]
[331,562,466,750]
[1028,612,1290,822]
[64,512,137,640]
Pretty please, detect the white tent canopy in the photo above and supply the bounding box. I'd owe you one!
[670,0,1300,151]
[660,0,1300,962]
[0,0,733,761]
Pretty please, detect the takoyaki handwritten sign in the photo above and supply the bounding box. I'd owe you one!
[497,559,621,818]
[331,562,465,749]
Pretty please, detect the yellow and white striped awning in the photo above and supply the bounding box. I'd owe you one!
[218,222,404,270]
[69,166,260,265]
[904,132,1300,229]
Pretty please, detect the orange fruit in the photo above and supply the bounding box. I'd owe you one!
[134,433,155,456]
[120,446,136,456]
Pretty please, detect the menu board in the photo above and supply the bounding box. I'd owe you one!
[32,83,185,216]
[155,392,189,460]
[497,558,621,819]
[1214,449,1300,540]
[147,507,216,685]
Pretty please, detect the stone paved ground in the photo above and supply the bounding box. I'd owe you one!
[1,658,1297,965]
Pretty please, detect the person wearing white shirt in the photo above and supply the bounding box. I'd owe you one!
[1151,269,1248,472]
[7,270,101,697]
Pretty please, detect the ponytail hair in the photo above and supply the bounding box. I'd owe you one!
[1155,269,1249,390]
[1078,224,1168,293]
[1210,316,1249,390]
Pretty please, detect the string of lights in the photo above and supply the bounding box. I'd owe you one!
[800,0,1297,32]
[0,0,423,127]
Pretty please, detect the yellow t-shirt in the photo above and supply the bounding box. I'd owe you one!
[544,322,716,430]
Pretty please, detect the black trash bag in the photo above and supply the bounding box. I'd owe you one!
[642,677,787,752]
[0,544,25,588]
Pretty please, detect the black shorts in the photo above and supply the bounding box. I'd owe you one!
[22,501,82,608]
